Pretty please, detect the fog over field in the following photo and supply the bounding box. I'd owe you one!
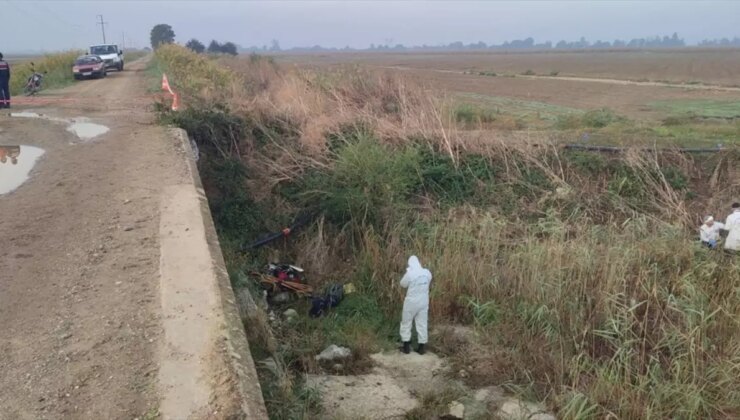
[2,0,740,52]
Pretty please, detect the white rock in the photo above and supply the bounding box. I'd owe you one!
[530,414,557,420]
[283,308,298,319]
[446,401,465,419]
[497,397,554,420]
[315,345,351,362]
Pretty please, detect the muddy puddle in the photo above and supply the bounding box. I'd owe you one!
[0,145,45,195]
[10,112,109,142]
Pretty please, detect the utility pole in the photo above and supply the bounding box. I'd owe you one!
[96,15,108,44]
[121,31,125,49]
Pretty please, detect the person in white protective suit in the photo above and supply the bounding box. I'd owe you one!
[723,203,740,252]
[399,255,432,355]
[700,216,724,249]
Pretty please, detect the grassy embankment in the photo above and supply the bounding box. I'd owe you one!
[151,45,740,419]
[9,51,80,96]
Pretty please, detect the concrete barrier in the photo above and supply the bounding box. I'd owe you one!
[158,128,267,419]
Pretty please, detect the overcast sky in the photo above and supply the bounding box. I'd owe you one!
[2,1,739,52]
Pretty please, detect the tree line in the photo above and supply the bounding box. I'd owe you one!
[185,39,238,56]
[150,24,740,55]
[278,33,688,52]
[246,33,740,53]
[149,24,238,56]
[698,37,740,47]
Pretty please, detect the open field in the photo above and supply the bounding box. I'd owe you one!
[278,50,740,147]
[5,55,42,65]
[278,49,740,85]
[279,51,740,120]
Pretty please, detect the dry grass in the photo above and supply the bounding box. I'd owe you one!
[9,51,80,95]
[154,45,740,419]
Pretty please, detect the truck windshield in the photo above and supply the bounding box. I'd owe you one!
[90,46,116,55]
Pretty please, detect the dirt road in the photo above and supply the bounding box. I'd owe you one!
[0,61,185,419]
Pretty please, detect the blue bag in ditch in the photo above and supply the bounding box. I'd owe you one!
[309,283,344,317]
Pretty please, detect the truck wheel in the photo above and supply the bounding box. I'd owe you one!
[118,63,124,71]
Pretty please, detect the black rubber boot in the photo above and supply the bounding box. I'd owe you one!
[401,341,411,354]
[416,344,426,355]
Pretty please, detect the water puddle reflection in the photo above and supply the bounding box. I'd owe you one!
[10,112,43,118]
[0,145,45,195]
[66,122,110,140]
[10,112,110,142]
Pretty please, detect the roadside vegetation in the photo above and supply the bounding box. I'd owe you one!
[123,50,149,63]
[151,45,740,419]
[9,51,79,95]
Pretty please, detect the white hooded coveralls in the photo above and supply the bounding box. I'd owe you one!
[725,209,740,251]
[700,220,724,244]
[399,256,432,344]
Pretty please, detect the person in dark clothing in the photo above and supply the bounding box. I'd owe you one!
[0,52,10,109]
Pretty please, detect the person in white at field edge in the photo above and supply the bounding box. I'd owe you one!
[700,216,724,249]
[399,255,432,355]
[723,202,740,252]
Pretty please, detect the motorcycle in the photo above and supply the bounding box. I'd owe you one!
[23,63,45,96]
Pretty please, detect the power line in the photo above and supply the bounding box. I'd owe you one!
[96,15,108,44]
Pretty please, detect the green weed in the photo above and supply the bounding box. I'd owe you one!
[650,99,740,119]
[566,151,608,174]
[417,148,498,205]
[294,133,421,227]
[453,103,498,125]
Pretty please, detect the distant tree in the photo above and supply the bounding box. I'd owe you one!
[627,38,643,48]
[221,42,238,56]
[185,39,205,54]
[270,39,281,51]
[150,24,175,49]
[208,40,222,53]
